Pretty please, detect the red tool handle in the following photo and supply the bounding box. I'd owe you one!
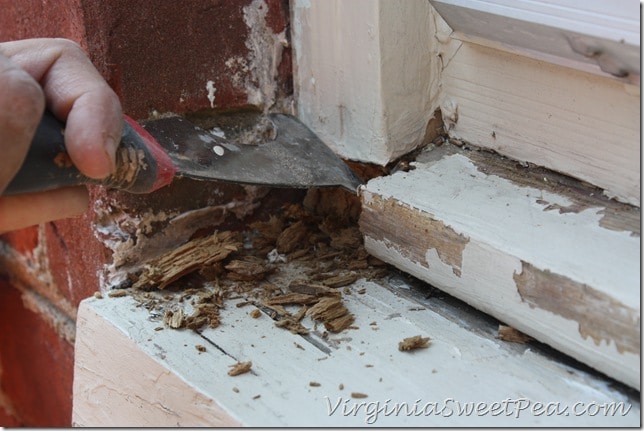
[2,111,177,195]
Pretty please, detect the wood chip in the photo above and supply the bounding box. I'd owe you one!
[275,316,309,335]
[330,227,362,250]
[107,290,128,298]
[228,361,253,376]
[322,273,358,288]
[266,292,318,305]
[398,335,431,351]
[289,282,339,297]
[287,248,311,261]
[351,392,368,399]
[307,296,355,333]
[164,308,185,329]
[225,256,273,281]
[276,220,310,253]
[250,215,284,247]
[307,297,348,321]
[324,314,356,333]
[132,231,241,290]
[497,325,533,343]
[309,381,321,387]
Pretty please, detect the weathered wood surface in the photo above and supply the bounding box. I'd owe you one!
[73,275,639,426]
[359,144,640,389]
[441,42,640,206]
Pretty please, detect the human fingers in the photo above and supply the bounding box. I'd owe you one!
[0,186,89,233]
[0,38,123,179]
[0,51,45,193]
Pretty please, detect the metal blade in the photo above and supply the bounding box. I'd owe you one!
[141,113,362,193]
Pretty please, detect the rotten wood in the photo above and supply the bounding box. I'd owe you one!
[398,335,431,351]
[497,325,532,343]
[228,361,253,376]
[132,231,242,290]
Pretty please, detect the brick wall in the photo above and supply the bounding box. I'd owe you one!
[0,0,292,426]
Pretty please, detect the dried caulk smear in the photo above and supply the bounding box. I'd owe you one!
[242,0,287,109]
[398,335,431,351]
[206,80,216,108]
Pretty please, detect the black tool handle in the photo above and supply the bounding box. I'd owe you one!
[3,111,170,195]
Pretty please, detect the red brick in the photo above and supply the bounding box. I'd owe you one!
[0,0,293,118]
[0,280,73,427]
[0,0,86,43]
[0,1,292,425]
[46,213,107,308]
[0,226,38,255]
[0,403,22,427]
[83,0,254,117]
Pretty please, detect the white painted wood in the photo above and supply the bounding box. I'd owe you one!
[291,0,452,164]
[430,0,640,79]
[441,42,640,206]
[72,302,241,427]
[73,283,639,427]
[293,0,639,206]
[360,149,640,389]
[433,0,640,44]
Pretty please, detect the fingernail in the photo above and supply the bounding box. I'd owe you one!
[104,136,118,173]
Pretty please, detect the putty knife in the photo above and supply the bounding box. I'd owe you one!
[4,111,362,195]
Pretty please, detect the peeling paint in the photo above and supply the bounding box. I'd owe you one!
[359,193,469,276]
[242,0,288,111]
[514,261,640,355]
[360,144,640,388]
[466,148,640,238]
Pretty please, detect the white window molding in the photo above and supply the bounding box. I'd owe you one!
[291,0,451,165]
[73,278,640,426]
[429,0,640,81]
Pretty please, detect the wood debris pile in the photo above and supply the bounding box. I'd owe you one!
[118,188,389,336]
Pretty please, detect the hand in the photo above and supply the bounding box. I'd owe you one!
[0,38,123,233]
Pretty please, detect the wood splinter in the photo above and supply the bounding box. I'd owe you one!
[228,361,253,376]
[398,335,431,351]
[132,231,241,290]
